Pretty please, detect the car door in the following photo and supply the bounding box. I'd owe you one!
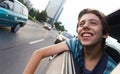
[43,51,75,74]
[0,2,15,27]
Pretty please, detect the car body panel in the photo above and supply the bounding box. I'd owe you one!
[0,0,28,32]
[43,51,75,74]
[111,63,120,74]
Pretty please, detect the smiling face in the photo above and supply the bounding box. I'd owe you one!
[77,13,107,47]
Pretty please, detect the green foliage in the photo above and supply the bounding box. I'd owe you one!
[59,25,65,31]
[29,8,36,17]
[54,21,66,31]
[18,0,47,22]
[28,15,33,20]
[54,21,62,30]
[36,10,48,22]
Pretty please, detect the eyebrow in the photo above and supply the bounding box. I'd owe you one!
[89,19,100,22]
[79,19,100,23]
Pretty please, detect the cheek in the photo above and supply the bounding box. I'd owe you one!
[95,27,103,37]
[77,27,81,33]
[76,27,82,38]
[96,28,101,33]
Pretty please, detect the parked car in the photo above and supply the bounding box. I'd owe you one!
[54,31,74,44]
[43,9,120,74]
[0,0,28,33]
[43,22,52,30]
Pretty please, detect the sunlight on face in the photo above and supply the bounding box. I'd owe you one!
[77,13,103,46]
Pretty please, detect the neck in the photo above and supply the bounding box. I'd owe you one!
[83,43,103,60]
[83,44,104,71]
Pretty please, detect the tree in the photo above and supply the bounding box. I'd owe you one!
[36,10,47,22]
[29,8,36,17]
[54,21,66,31]
[54,21,62,30]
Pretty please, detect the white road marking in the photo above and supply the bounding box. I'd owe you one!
[29,39,44,44]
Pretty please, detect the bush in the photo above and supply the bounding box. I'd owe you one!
[28,15,33,20]
[36,10,48,22]
[54,21,66,31]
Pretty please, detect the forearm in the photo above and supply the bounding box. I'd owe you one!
[23,51,42,74]
[23,42,69,74]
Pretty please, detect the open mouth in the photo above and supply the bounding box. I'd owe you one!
[81,32,93,37]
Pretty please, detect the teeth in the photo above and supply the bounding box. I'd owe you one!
[83,33,91,36]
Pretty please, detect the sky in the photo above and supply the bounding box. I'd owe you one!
[29,0,120,35]
[29,0,49,11]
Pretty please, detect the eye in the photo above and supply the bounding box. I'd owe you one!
[78,21,85,27]
[90,21,98,25]
[89,19,100,26]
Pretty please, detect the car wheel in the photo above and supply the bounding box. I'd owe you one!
[55,39,61,44]
[11,24,21,33]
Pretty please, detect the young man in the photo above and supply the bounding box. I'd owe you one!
[23,8,117,74]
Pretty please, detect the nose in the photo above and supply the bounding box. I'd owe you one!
[84,21,90,26]
[82,22,90,29]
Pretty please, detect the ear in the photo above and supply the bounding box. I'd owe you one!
[103,33,109,38]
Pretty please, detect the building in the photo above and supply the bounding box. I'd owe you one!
[45,0,66,24]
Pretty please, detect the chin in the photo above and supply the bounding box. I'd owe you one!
[81,42,92,46]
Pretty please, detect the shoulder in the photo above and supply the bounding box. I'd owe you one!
[107,56,117,68]
[66,38,82,53]
[104,55,117,74]
[66,38,78,47]
[66,38,80,49]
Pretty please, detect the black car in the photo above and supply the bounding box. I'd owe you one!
[54,31,74,44]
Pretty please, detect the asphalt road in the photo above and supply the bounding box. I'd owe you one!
[0,20,57,74]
